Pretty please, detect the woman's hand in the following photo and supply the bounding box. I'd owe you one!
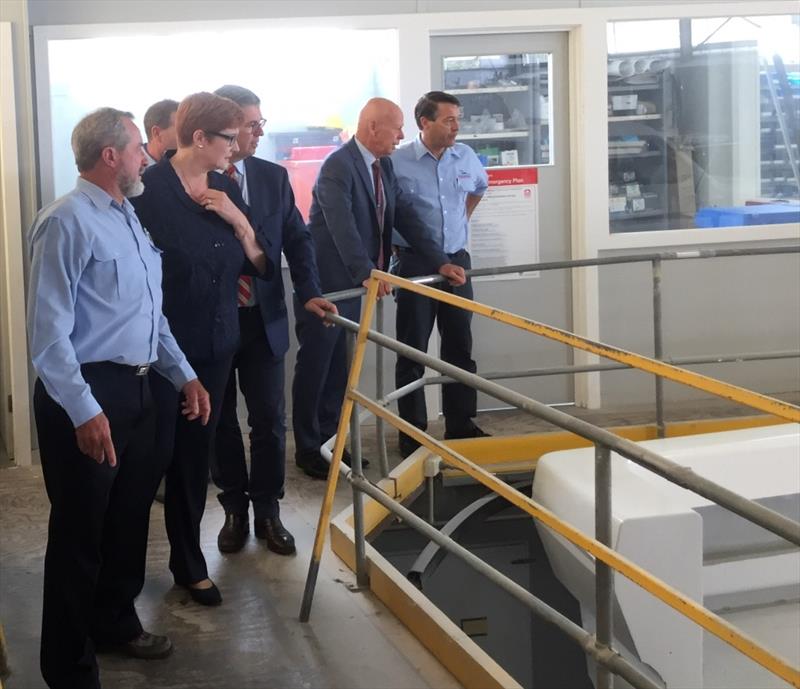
[198,189,248,236]
[198,188,267,274]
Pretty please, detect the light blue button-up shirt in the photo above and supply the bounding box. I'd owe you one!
[391,135,488,254]
[27,177,196,427]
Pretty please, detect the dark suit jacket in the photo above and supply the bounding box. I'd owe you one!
[308,138,449,293]
[133,156,273,364]
[243,156,321,357]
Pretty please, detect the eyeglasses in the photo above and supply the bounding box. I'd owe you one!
[244,118,267,132]
[205,131,238,146]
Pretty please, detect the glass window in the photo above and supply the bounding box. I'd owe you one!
[42,27,399,219]
[442,52,552,166]
[606,14,800,233]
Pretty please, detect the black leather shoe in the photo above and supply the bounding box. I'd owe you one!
[296,452,329,479]
[444,423,491,440]
[217,512,249,553]
[341,448,370,470]
[254,516,296,555]
[121,631,173,660]
[184,581,222,606]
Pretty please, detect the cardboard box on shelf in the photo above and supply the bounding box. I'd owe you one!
[611,94,638,111]
[609,196,627,213]
[674,143,696,218]
[500,149,519,166]
[624,182,641,198]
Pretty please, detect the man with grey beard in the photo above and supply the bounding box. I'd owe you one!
[27,108,210,688]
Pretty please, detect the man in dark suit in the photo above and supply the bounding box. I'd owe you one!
[292,97,466,478]
[211,85,337,554]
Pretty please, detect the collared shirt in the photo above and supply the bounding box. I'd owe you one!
[229,158,249,205]
[391,135,488,254]
[143,145,159,168]
[353,136,379,197]
[27,177,196,427]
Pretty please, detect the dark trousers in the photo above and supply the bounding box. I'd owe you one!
[291,296,361,457]
[211,307,285,520]
[150,355,232,586]
[35,364,158,689]
[395,249,477,434]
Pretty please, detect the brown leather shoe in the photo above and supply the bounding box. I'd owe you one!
[217,512,249,553]
[254,516,296,555]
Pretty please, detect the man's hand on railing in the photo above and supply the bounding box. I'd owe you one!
[439,263,466,287]
[304,297,338,327]
[363,278,392,299]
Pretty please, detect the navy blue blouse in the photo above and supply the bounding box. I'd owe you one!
[132,156,273,364]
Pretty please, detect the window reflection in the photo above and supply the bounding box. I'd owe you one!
[443,52,552,166]
[44,27,399,216]
[606,15,800,232]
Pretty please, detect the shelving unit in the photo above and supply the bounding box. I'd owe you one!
[608,114,662,122]
[607,66,674,232]
[456,130,529,141]
[448,85,529,95]
[759,61,800,199]
[443,52,551,166]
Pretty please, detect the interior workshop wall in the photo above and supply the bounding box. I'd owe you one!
[6,0,798,447]
[25,0,745,26]
[597,242,800,408]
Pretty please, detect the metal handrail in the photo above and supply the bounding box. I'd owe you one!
[300,270,800,689]
[334,310,799,545]
[321,244,800,447]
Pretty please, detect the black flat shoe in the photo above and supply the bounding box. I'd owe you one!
[217,512,249,553]
[254,516,296,555]
[184,581,222,607]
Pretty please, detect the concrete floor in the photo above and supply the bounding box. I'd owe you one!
[1,393,798,689]
[0,437,461,689]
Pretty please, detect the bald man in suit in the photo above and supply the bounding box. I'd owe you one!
[292,98,466,478]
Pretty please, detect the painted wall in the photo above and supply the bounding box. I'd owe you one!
[598,242,800,407]
[1,0,797,467]
[24,0,743,27]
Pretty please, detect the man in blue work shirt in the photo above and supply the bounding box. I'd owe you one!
[27,107,210,688]
[391,91,490,457]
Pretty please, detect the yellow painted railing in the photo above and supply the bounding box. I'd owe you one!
[303,270,800,688]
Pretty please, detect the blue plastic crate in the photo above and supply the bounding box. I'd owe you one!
[695,203,800,228]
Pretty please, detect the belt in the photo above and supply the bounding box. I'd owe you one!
[394,246,466,259]
[82,361,151,376]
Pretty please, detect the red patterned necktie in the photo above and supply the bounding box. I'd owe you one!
[372,159,385,271]
[225,164,255,307]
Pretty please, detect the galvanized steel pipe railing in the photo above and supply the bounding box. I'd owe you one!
[348,471,664,689]
[318,245,800,476]
[301,255,800,686]
[348,387,800,688]
[346,311,800,546]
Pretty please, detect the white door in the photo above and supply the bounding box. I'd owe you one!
[431,31,573,408]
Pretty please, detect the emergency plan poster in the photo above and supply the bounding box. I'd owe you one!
[468,167,539,280]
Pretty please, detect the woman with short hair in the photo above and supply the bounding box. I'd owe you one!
[133,92,272,606]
